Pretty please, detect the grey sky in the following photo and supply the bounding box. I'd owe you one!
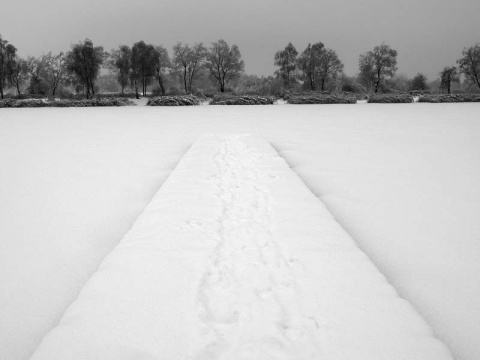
[3,0,479,80]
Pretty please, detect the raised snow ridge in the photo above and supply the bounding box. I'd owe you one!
[30,134,453,360]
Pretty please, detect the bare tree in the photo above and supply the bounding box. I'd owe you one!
[41,52,69,96]
[206,40,244,93]
[108,45,131,94]
[25,56,48,95]
[9,56,28,95]
[440,66,459,94]
[359,43,397,93]
[154,46,171,95]
[318,48,344,92]
[173,42,207,93]
[457,43,480,89]
[298,42,324,91]
[274,42,298,89]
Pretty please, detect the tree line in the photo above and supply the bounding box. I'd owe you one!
[275,41,480,94]
[0,37,245,99]
[1,34,479,99]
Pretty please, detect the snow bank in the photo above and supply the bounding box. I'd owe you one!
[30,134,452,360]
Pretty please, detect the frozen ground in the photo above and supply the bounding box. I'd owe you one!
[0,104,479,359]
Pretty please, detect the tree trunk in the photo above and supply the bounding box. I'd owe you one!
[375,69,382,93]
[321,78,325,92]
[134,80,139,99]
[183,68,188,93]
[0,85,3,99]
[16,83,21,95]
[158,76,165,95]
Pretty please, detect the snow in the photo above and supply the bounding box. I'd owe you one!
[0,104,479,360]
[30,134,451,360]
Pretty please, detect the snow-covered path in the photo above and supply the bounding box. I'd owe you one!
[30,134,452,360]
[195,135,321,358]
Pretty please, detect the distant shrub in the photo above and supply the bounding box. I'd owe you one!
[147,96,200,106]
[367,94,413,103]
[409,90,432,96]
[96,93,138,99]
[4,93,48,100]
[210,95,275,105]
[151,87,164,97]
[0,99,48,108]
[341,83,356,92]
[168,87,182,96]
[287,94,357,104]
[418,94,480,103]
[56,87,75,99]
[191,90,208,100]
[0,99,16,108]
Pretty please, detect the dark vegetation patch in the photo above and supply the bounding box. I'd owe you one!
[418,94,480,103]
[147,96,200,106]
[210,95,275,105]
[367,94,413,103]
[286,94,357,104]
[0,98,135,108]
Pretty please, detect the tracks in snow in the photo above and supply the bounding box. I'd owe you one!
[194,135,320,360]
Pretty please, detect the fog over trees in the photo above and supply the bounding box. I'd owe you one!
[66,39,105,99]
[108,45,131,94]
[1,33,479,97]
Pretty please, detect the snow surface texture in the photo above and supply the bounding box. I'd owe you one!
[30,134,451,360]
[1,104,479,360]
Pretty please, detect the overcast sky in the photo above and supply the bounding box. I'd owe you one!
[2,0,479,80]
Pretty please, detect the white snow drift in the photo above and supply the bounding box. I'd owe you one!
[30,134,452,360]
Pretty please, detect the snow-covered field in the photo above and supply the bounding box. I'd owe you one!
[0,104,479,360]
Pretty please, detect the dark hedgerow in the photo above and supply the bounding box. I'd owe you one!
[418,94,480,103]
[210,95,275,105]
[367,94,413,103]
[286,94,356,104]
[147,96,201,106]
[0,98,135,108]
